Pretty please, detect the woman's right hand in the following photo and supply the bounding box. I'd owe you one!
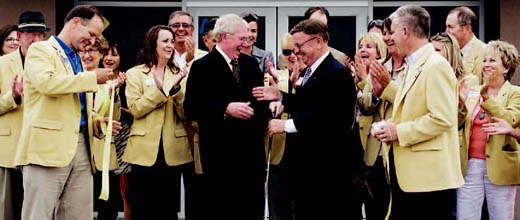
[459,78,469,104]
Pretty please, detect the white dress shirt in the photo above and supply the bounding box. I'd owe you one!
[174,49,187,70]
[404,43,430,82]
[215,45,233,71]
[284,50,331,133]
[461,35,477,62]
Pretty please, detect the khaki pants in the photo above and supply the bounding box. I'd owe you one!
[21,134,93,220]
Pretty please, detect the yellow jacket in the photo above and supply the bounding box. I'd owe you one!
[15,37,99,168]
[0,50,24,168]
[464,38,486,85]
[264,69,290,165]
[123,64,192,166]
[91,84,121,171]
[391,44,464,192]
[358,64,404,166]
[460,81,520,185]
[182,49,207,174]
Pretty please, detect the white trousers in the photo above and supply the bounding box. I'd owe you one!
[457,158,516,220]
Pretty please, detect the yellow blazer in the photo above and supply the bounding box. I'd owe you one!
[358,67,404,166]
[391,44,464,192]
[464,38,486,85]
[15,37,99,168]
[91,84,121,171]
[182,48,208,174]
[264,69,290,165]
[123,64,192,167]
[460,81,520,185]
[0,50,24,168]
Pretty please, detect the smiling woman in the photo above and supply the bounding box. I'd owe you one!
[0,24,19,56]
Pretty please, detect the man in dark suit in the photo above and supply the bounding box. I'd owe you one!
[184,13,269,219]
[267,19,360,219]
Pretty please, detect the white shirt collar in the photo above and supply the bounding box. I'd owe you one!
[174,49,187,69]
[404,43,430,70]
[308,50,331,76]
[461,35,477,60]
[215,45,233,71]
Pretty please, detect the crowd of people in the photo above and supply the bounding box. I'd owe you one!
[1,3,520,220]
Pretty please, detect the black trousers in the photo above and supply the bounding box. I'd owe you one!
[268,163,294,220]
[364,156,391,220]
[130,146,195,220]
[388,148,456,220]
[94,171,122,220]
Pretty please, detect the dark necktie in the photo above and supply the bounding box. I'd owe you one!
[230,59,240,84]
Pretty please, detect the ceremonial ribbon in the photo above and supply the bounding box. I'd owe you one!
[98,82,115,201]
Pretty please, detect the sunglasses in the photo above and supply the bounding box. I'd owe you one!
[169,23,193,29]
[282,49,294,56]
[368,19,383,28]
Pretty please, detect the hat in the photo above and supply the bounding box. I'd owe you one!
[17,11,50,32]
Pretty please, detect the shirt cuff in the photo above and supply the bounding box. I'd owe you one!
[284,119,297,133]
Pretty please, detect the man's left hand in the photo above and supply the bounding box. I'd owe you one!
[268,119,286,136]
[12,74,23,99]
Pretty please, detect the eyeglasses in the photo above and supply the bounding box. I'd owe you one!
[433,32,453,43]
[5,37,18,43]
[78,48,99,55]
[282,49,294,56]
[169,23,193,29]
[294,36,318,50]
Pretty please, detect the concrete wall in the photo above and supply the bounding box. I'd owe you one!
[0,0,56,35]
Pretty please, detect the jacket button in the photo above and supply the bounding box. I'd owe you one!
[486,154,490,158]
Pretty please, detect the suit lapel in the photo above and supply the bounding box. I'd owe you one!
[394,45,433,115]
[302,53,333,89]
[49,37,75,76]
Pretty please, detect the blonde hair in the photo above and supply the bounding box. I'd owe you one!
[486,40,520,81]
[430,32,465,79]
[281,33,294,49]
[214,14,248,43]
[357,32,387,62]
[92,35,109,53]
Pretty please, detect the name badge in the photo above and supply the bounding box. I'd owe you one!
[145,79,155,87]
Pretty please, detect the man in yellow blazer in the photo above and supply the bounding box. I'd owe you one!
[0,11,49,220]
[14,5,113,220]
[372,5,464,219]
[446,6,486,84]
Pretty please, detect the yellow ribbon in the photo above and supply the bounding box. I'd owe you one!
[98,83,115,201]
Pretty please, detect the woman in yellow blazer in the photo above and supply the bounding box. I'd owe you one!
[457,40,520,220]
[123,25,189,219]
[358,18,404,220]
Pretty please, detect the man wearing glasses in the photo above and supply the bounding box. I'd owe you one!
[168,10,208,70]
[184,14,270,219]
[266,19,358,219]
[0,10,49,220]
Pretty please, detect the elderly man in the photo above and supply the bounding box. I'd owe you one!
[0,10,49,220]
[266,19,358,219]
[184,14,270,219]
[372,5,464,219]
[14,5,113,220]
[446,6,486,84]
[202,17,217,52]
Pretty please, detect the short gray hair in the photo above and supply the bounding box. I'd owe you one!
[390,5,430,39]
[213,14,248,43]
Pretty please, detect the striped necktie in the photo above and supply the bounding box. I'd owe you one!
[302,67,312,85]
